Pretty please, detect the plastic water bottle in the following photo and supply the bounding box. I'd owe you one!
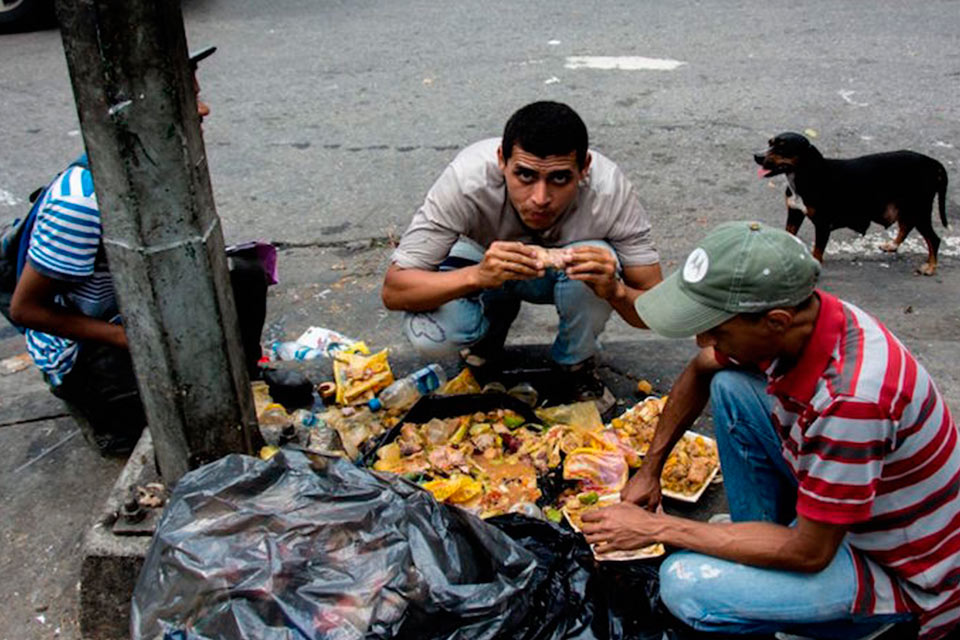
[271,341,323,362]
[368,364,447,412]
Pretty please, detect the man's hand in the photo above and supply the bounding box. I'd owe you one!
[620,469,662,510]
[474,241,544,288]
[564,246,619,299]
[581,502,662,554]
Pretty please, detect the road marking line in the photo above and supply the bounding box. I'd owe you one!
[565,55,686,71]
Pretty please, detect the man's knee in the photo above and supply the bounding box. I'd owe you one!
[403,301,486,358]
[659,552,712,627]
[554,276,613,324]
[404,315,464,359]
[710,369,770,410]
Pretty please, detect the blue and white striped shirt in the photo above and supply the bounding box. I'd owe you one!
[24,164,118,385]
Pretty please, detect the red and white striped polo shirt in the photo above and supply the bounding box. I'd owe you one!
[765,291,960,639]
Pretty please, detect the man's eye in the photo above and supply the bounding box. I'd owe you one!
[549,174,572,185]
[515,170,536,183]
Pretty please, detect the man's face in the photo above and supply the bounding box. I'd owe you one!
[696,314,780,366]
[498,143,590,231]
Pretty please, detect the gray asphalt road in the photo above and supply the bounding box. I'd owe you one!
[1,1,958,262]
[1,4,960,637]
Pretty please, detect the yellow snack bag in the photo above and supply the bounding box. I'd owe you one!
[333,346,394,405]
[438,367,482,395]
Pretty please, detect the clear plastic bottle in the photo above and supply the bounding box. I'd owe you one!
[271,341,323,362]
[368,364,447,412]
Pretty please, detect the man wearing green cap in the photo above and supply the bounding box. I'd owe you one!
[581,221,960,639]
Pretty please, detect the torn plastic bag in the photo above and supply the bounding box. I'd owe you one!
[131,450,539,640]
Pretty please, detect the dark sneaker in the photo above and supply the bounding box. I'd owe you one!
[568,360,616,414]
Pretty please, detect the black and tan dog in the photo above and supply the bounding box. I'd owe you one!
[754,132,949,275]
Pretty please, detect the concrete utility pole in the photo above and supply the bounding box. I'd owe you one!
[56,0,260,482]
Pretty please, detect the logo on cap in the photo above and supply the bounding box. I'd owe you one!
[683,248,709,283]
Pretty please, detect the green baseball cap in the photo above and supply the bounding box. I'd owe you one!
[635,220,820,338]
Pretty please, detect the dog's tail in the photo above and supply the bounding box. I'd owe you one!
[936,162,948,228]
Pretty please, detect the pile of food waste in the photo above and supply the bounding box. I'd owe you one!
[370,397,721,521]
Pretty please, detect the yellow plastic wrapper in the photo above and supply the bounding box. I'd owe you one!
[438,368,482,395]
[251,381,273,417]
[258,402,291,427]
[333,345,394,405]
[259,445,280,460]
[536,401,604,432]
[421,475,483,504]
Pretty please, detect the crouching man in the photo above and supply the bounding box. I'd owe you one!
[381,101,662,412]
[584,221,960,639]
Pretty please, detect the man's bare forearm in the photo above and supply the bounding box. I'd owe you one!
[645,514,841,572]
[641,352,717,478]
[381,265,484,311]
[606,279,648,327]
[11,264,128,349]
[12,301,126,348]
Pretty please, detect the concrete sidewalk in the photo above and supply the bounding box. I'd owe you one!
[0,244,957,638]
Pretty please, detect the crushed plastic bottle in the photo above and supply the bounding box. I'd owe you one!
[368,364,447,412]
[270,341,323,362]
[292,408,323,428]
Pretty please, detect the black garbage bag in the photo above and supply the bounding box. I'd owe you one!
[131,450,539,639]
[488,515,690,640]
[132,451,690,640]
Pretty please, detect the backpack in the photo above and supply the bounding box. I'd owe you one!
[0,155,88,331]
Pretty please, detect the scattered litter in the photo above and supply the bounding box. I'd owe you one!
[804,128,819,138]
[438,368,481,395]
[334,345,394,405]
[565,55,687,71]
[0,353,32,375]
[544,76,561,85]
[108,100,133,116]
[934,141,954,149]
[263,369,314,408]
[880,263,890,268]
[296,326,358,356]
[0,188,19,206]
[270,341,323,361]
[636,379,653,395]
[547,39,561,45]
[137,483,166,509]
[422,77,434,85]
[259,445,279,460]
[838,90,869,107]
[330,262,347,270]
[36,614,46,624]
[860,135,874,141]
[507,381,539,407]
[905,305,914,314]
[68,130,80,137]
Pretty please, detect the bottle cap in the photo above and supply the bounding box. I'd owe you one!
[368,398,383,411]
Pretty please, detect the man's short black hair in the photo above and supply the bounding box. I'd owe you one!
[502,101,589,168]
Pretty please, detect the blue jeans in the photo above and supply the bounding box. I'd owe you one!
[402,239,616,366]
[659,371,912,639]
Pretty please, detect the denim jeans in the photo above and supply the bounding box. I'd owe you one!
[659,370,912,639]
[402,239,616,366]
